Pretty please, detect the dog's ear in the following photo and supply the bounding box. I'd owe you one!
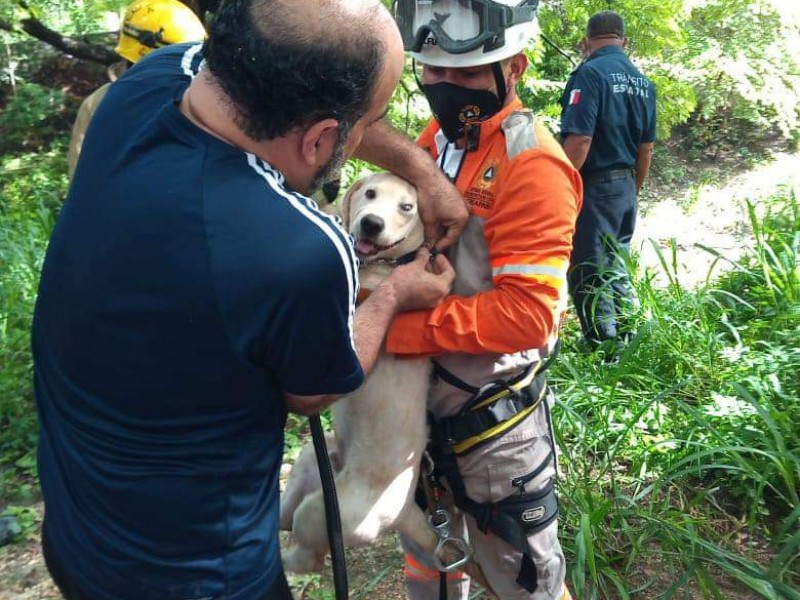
[340,177,365,230]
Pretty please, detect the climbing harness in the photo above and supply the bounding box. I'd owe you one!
[432,341,559,455]
[424,341,562,595]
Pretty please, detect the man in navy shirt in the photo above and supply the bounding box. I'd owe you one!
[33,1,462,599]
[560,10,656,358]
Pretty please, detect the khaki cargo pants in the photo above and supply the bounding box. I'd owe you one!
[401,392,568,600]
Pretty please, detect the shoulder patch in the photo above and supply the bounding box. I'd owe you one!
[501,110,538,159]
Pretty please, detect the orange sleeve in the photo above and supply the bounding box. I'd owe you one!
[416,120,439,155]
[386,150,582,356]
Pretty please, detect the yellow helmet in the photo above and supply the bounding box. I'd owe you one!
[115,0,207,64]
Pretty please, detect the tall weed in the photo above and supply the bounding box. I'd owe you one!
[552,190,799,598]
[0,141,67,483]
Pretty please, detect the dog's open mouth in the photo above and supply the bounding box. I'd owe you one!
[354,237,405,258]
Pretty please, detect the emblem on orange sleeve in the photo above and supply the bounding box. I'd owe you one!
[477,158,500,190]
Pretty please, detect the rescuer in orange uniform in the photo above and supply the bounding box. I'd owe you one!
[387,1,582,598]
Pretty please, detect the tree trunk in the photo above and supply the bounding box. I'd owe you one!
[0,17,119,65]
[0,0,216,67]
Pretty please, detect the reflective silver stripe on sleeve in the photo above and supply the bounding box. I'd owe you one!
[492,264,566,279]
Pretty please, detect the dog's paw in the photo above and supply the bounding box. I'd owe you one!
[282,544,325,574]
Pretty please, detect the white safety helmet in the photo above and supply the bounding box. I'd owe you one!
[393,0,539,68]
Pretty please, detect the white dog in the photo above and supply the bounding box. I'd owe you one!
[281,173,494,593]
[281,172,438,574]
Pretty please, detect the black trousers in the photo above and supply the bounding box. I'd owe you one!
[568,169,637,346]
[42,526,294,600]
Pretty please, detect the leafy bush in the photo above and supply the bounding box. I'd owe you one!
[529,0,800,154]
[0,0,127,37]
[667,1,798,160]
[0,140,67,485]
[0,82,72,154]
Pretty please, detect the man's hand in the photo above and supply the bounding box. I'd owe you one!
[416,169,468,252]
[381,248,455,312]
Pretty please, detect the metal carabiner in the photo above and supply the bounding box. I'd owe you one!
[427,509,471,572]
[433,536,471,572]
[428,509,451,537]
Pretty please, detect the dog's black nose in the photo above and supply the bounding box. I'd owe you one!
[360,215,384,237]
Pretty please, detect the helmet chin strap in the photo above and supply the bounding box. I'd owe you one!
[492,61,507,106]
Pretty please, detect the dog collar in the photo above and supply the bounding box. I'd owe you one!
[356,246,436,306]
[358,248,420,268]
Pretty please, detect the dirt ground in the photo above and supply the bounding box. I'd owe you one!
[1,152,798,599]
[634,151,800,288]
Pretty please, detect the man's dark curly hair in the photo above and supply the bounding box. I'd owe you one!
[204,0,386,141]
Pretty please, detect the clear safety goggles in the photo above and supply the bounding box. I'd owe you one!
[393,0,538,55]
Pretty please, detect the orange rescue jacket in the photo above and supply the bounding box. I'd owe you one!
[386,99,582,359]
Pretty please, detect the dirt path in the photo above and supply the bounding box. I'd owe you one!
[1,152,798,600]
[634,151,800,288]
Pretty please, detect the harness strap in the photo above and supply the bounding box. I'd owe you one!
[432,361,479,394]
[436,379,546,454]
[432,339,562,397]
[431,340,562,455]
[432,448,558,594]
[309,415,348,600]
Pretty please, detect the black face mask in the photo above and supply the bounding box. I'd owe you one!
[421,81,502,143]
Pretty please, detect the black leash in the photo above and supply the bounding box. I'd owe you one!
[309,414,348,600]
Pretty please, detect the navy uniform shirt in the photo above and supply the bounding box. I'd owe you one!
[33,43,363,600]
[560,45,656,175]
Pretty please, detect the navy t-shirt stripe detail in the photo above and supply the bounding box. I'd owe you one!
[245,153,360,351]
[181,42,204,78]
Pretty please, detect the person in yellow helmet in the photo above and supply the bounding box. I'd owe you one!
[67,0,206,180]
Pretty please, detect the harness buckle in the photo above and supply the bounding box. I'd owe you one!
[428,509,471,572]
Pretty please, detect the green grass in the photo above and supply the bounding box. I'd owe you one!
[552,190,799,598]
[0,140,67,501]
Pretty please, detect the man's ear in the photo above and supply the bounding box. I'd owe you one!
[299,118,339,168]
[505,53,529,89]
